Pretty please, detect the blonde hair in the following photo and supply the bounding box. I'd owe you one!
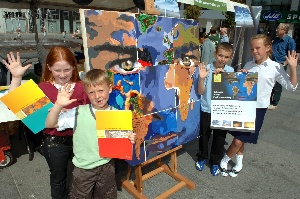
[251,34,272,58]
[82,69,111,89]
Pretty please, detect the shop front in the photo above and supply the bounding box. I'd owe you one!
[259,10,300,52]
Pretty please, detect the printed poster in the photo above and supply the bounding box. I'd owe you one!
[234,6,254,27]
[95,110,133,160]
[211,72,258,133]
[0,80,53,133]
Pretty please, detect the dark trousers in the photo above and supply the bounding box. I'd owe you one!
[197,111,227,165]
[42,134,73,199]
[270,66,287,106]
[70,160,117,199]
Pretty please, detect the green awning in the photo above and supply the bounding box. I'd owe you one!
[260,11,300,24]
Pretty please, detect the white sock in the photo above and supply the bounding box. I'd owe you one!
[233,154,243,171]
[220,154,231,170]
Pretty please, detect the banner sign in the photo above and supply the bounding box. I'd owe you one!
[194,0,227,12]
[211,72,258,133]
[260,11,300,23]
[234,6,254,27]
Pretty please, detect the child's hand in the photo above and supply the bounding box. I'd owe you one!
[198,62,209,79]
[55,84,77,107]
[239,69,249,73]
[286,50,298,69]
[2,52,32,78]
[214,68,225,74]
[128,132,136,144]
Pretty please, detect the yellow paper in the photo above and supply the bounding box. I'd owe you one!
[0,86,9,91]
[0,80,45,113]
[95,110,132,130]
[214,74,221,82]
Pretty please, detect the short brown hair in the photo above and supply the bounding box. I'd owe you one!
[210,27,217,34]
[82,69,111,89]
[216,42,233,55]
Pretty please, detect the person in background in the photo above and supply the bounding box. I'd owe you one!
[3,47,90,199]
[220,34,298,177]
[199,32,215,64]
[269,23,296,110]
[45,69,136,199]
[196,42,234,176]
[220,26,229,43]
[208,27,221,47]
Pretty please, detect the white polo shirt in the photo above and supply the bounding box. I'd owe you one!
[244,58,297,108]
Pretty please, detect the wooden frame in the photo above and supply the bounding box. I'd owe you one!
[122,145,195,199]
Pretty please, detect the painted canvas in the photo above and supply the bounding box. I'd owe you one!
[81,10,200,166]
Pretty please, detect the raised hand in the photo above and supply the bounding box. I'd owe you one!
[199,62,210,79]
[55,84,77,107]
[214,68,225,74]
[2,52,32,78]
[128,132,136,144]
[286,50,298,69]
[239,68,249,73]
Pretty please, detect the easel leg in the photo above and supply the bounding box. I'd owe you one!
[122,145,195,199]
[135,165,143,193]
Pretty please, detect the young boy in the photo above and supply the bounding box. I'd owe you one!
[196,42,234,176]
[46,69,136,199]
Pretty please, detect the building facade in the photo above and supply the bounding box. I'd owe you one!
[0,8,81,34]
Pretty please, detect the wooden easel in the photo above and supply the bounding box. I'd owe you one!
[122,145,195,199]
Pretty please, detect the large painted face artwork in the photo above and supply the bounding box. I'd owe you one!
[81,10,201,166]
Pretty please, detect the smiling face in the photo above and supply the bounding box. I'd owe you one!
[86,83,112,110]
[214,48,232,68]
[48,60,74,86]
[250,38,271,65]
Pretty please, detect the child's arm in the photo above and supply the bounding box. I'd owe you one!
[286,50,298,87]
[2,52,32,92]
[198,62,210,95]
[45,84,77,128]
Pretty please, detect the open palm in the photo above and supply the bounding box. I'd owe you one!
[2,52,31,78]
[199,62,209,79]
[56,84,77,107]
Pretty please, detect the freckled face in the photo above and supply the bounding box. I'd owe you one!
[48,60,74,86]
[86,83,112,110]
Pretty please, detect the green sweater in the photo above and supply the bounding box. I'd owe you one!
[72,104,112,169]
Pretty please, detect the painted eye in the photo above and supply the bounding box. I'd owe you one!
[182,57,191,66]
[121,60,133,71]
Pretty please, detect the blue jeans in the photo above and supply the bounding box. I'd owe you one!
[42,134,73,199]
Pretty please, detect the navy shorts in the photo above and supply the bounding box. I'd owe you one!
[229,108,267,144]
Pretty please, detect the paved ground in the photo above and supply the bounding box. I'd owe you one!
[1,68,300,198]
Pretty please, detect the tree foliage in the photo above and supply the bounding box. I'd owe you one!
[183,5,202,20]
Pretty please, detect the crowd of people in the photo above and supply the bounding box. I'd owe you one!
[1,22,298,198]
